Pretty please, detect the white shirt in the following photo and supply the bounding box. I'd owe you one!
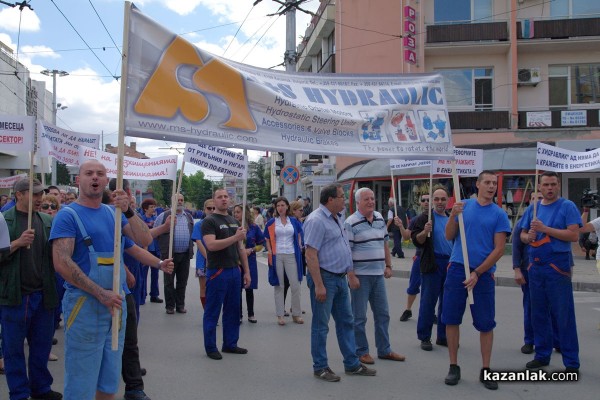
[275,217,295,254]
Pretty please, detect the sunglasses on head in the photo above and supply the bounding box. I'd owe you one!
[42,204,58,210]
[205,207,215,211]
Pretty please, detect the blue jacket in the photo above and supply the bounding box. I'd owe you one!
[264,216,304,284]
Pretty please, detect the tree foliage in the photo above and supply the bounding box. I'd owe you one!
[246,158,271,205]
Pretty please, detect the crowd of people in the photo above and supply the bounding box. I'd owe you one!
[0,168,589,399]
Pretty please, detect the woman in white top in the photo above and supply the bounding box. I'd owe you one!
[252,206,265,230]
[264,197,304,326]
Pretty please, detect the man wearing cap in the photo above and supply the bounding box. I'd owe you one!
[0,178,63,400]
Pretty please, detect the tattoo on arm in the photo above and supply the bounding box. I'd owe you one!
[53,238,105,301]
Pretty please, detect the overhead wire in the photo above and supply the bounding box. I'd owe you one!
[49,0,119,80]
[223,5,255,57]
[241,14,281,63]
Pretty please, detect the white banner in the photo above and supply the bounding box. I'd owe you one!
[79,145,178,180]
[37,121,101,166]
[123,4,453,160]
[0,173,28,189]
[389,159,432,170]
[536,142,600,172]
[0,115,34,153]
[183,144,248,179]
[431,148,483,177]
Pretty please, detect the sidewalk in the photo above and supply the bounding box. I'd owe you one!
[390,245,600,293]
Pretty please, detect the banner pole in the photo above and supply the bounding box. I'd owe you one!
[111,1,132,350]
[533,169,539,220]
[451,160,474,305]
[241,150,248,229]
[27,151,34,232]
[428,165,433,237]
[390,169,397,217]
[169,161,185,260]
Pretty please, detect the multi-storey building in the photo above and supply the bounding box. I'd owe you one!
[295,0,600,220]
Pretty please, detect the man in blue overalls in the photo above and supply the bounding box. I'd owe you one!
[520,171,581,373]
[50,160,152,400]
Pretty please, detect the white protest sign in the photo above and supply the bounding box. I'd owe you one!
[79,145,178,180]
[0,213,10,252]
[37,121,100,165]
[536,142,600,172]
[0,173,28,189]
[183,143,248,179]
[432,148,483,177]
[0,115,34,153]
[389,159,432,170]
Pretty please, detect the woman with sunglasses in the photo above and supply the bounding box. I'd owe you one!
[264,196,305,325]
[233,204,265,323]
[40,195,59,217]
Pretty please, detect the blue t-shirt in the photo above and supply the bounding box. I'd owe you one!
[520,198,582,253]
[49,203,129,289]
[191,219,206,270]
[139,213,158,253]
[432,212,453,257]
[449,199,511,273]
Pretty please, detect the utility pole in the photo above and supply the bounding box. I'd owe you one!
[283,0,297,201]
[41,69,68,186]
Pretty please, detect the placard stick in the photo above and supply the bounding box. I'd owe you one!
[168,177,178,260]
[241,150,248,228]
[451,160,474,305]
[27,152,34,237]
[533,169,539,220]
[112,1,132,350]
[390,169,397,217]
[428,165,433,237]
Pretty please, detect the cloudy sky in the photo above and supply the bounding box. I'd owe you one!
[0,0,317,176]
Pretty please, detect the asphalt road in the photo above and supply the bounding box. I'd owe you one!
[3,254,600,400]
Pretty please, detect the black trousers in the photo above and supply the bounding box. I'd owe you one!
[164,252,191,310]
[122,293,144,392]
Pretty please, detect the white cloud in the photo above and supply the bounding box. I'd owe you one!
[20,45,60,59]
[0,7,40,32]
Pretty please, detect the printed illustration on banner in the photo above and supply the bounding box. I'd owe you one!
[390,110,420,143]
[134,36,257,132]
[417,110,448,143]
[358,111,389,143]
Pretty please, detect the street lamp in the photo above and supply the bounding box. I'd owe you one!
[41,69,69,185]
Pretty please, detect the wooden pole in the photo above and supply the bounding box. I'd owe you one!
[390,169,397,217]
[169,161,186,260]
[241,150,248,229]
[27,152,34,231]
[451,160,474,305]
[427,165,433,237]
[533,169,539,220]
[111,1,132,350]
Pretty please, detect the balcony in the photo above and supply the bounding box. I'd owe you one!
[427,21,509,43]
[449,110,511,130]
[517,17,600,40]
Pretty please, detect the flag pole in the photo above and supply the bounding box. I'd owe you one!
[111,1,133,350]
[451,160,474,305]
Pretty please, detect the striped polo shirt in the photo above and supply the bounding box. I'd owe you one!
[344,210,389,275]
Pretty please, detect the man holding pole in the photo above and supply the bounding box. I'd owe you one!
[443,170,510,390]
[50,159,151,400]
[520,171,581,373]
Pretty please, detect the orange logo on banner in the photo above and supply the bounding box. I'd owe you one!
[134,36,257,132]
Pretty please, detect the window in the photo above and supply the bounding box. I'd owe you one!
[549,64,600,108]
[437,68,493,109]
[550,0,600,18]
[434,0,493,24]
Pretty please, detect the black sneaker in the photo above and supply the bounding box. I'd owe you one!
[31,390,63,400]
[436,338,448,347]
[526,359,549,369]
[52,337,58,345]
[150,297,163,303]
[345,363,376,376]
[399,309,412,322]
[521,344,534,354]
[480,368,498,390]
[314,367,341,382]
[421,340,433,351]
[140,367,147,376]
[445,364,461,385]
[207,351,223,360]
[124,390,151,400]
[222,346,248,354]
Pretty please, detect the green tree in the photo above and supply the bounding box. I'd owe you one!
[44,161,71,185]
[246,158,270,205]
[180,170,214,209]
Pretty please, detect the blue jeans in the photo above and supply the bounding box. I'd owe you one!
[392,230,404,257]
[203,267,241,353]
[307,270,360,372]
[350,275,391,357]
[417,255,448,342]
[1,291,55,400]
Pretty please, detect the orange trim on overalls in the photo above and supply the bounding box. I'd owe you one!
[209,268,224,281]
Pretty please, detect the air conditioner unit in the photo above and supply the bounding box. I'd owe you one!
[518,67,541,86]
